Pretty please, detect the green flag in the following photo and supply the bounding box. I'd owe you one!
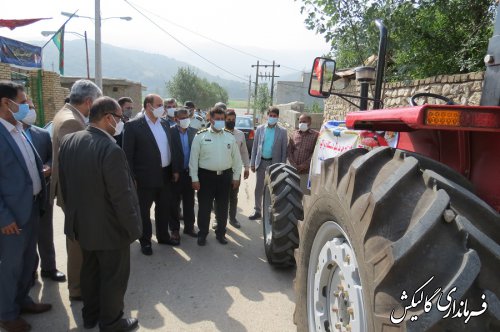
[51,25,65,75]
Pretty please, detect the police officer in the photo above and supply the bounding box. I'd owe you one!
[189,106,242,246]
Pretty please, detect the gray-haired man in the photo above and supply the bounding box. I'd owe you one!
[164,98,177,127]
[51,79,102,301]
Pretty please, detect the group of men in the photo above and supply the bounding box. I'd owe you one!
[0,77,319,332]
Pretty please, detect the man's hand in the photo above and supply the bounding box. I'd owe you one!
[232,180,240,189]
[192,181,201,191]
[1,222,21,235]
[243,169,250,180]
[172,172,179,183]
[42,165,52,178]
[251,166,256,173]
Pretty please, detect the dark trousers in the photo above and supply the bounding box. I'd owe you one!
[197,168,232,238]
[35,200,56,271]
[0,199,39,320]
[170,170,195,232]
[215,179,239,223]
[137,166,172,246]
[81,247,130,326]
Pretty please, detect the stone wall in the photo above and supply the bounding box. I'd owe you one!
[61,77,143,115]
[324,71,485,120]
[273,101,323,136]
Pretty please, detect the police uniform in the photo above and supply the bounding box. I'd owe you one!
[189,127,242,242]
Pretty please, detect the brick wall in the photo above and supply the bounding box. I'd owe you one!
[324,71,485,120]
[0,62,69,124]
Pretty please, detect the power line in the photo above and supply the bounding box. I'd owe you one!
[123,0,248,82]
[126,0,305,73]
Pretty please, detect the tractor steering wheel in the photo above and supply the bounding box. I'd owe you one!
[410,92,454,106]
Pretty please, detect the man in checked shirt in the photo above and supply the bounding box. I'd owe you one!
[287,114,319,193]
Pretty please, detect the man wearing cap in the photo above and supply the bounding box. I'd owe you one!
[189,106,242,246]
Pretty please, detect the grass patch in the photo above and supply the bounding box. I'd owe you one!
[227,100,249,108]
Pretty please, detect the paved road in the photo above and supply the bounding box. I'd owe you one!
[28,171,296,332]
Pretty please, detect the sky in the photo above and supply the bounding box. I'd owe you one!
[1,0,332,82]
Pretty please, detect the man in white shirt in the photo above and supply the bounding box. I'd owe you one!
[123,94,182,256]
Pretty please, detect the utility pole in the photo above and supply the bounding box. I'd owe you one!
[270,60,280,104]
[251,60,280,124]
[95,0,102,89]
[251,61,260,126]
[247,75,252,114]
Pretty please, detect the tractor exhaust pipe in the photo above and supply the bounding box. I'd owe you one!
[374,20,387,110]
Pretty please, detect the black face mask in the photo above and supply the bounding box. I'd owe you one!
[225,121,235,130]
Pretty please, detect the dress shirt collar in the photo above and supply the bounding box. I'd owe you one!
[0,118,18,133]
[145,113,161,126]
[88,124,116,142]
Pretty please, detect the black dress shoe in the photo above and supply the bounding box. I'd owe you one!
[230,219,241,228]
[216,236,228,245]
[157,238,180,246]
[248,212,261,220]
[41,269,67,282]
[141,245,153,256]
[183,229,198,238]
[100,317,138,332]
[84,318,98,329]
[20,302,52,314]
[197,237,206,246]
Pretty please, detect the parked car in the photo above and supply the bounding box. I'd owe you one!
[235,115,254,154]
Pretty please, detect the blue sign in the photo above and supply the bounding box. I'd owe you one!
[0,36,42,68]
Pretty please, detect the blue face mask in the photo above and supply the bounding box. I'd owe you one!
[213,120,225,130]
[9,100,30,121]
[268,117,278,125]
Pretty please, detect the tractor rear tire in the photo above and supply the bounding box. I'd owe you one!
[263,163,303,267]
[294,147,500,331]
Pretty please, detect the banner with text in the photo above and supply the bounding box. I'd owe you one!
[0,36,42,68]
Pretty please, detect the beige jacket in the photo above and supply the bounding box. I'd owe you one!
[50,103,86,208]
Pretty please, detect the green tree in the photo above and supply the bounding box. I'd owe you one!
[253,84,271,114]
[298,0,495,80]
[167,67,229,108]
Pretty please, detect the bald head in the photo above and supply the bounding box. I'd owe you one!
[143,94,163,111]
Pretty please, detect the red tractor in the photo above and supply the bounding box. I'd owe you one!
[262,9,500,332]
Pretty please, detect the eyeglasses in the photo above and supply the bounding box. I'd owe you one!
[107,112,126,122]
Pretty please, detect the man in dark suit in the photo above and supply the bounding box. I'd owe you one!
[52,79,102,301]
[170,108,198,242]
[59,97,142,332]
[21,101,66,283]
[123,94,181,255]
[115,97,134,147]
[0,81,51,332]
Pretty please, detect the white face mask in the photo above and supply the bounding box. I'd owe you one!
[23,108,37,126]
[110,116,124,136]
[179,118,190,129]
[152,105,164,118]
[167,108,176,118]
[298,123,309,132]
